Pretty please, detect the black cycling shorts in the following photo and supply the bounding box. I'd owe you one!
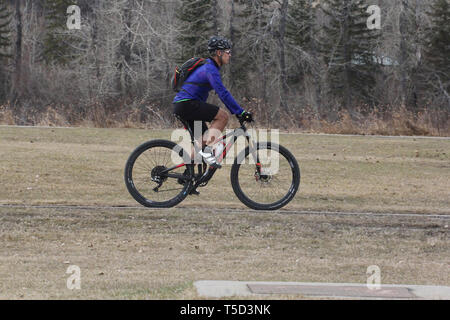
[173,100,219,138]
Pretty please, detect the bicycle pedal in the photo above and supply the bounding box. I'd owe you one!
[189,189,200,196]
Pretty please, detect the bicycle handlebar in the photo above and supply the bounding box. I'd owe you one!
[236,112,254,125]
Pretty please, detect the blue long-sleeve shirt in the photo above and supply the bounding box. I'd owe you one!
[173,58,244,115]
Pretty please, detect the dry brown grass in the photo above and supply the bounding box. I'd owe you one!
[0,105,15,125]
[1,101,449,136]
[0,206,448,299]
[0,126,449,299]
[0,100,175,130]
[313,107,448,137]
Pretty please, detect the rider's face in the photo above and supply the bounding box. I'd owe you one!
[219,49,231,64]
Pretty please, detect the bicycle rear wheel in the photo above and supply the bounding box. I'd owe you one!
[230,142,300,210]
[124,139,193,208]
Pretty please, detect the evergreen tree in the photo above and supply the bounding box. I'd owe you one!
[285,0,323,116]
[176,0,218,62]
[398,0,420,108]
[422,0,450,102]
[0,0,12,102]
[228,0,266,91]
[42,0,78,64]
[228,0,242,90]
[236,0,272,101]
[285,0,316,84]
[320,0,381,109]
[0,0,11,59]
[286,0,314,51]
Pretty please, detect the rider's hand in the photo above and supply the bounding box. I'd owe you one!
[238,111,253,122]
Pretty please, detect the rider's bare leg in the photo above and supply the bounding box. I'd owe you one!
[203,109,229,147]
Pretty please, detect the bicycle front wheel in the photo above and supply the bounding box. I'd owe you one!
[124,139,193,208]
[230,142,300,210]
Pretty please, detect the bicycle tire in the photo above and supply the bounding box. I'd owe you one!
[230,142,300,210]
[124,139,193,208]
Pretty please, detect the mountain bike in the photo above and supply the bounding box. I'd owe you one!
[124,114,300,210]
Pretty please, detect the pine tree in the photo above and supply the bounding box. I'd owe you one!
[285,0,316,84]
[176,0,218,62]
[422,0,450,101]
[0,0,11,59]
[320,0,381,109]
[236,0,272,101]
[286,0,314,52]
[228,0,242,90]
[42,0,78,64]
[398,0,420,108]
[0,0,12,102]
[285,0,323,116]
[228,0,268,91]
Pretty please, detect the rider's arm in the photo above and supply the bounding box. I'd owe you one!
[205,67,244,115]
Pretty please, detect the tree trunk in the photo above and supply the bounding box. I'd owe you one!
[227,0,235,89]
[212,0,218,34]
[257,3,267,104]
[116,0,133,96]
[278,0,289,115]
[399,0,409,108]
[12,0,22,106]
[92,0,100,80]
[310,22,321,118]
[342,0,352,110]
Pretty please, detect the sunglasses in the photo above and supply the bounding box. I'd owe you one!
[223,50,232,55]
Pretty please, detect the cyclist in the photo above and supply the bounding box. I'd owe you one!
[173,36,253,169]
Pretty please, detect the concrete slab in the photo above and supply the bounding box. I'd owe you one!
[195,280,254,298]
[248,284,416,299]
[194,281,450,300]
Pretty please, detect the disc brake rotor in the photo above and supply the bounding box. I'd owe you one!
[255,169,272,183]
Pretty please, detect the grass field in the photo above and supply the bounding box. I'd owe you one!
[0,126,449,299]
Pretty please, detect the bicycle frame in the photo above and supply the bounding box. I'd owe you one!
[214,123,258,164]
[160,119,261,190]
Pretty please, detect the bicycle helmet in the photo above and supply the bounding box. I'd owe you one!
[208,36,232,53]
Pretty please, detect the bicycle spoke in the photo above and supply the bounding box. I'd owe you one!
[232,144,299,209]
[126,143,190,205]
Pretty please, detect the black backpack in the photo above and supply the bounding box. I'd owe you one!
[171,57,207,92]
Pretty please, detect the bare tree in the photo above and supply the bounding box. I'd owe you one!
[12,0,22,105]
[276,0,289,115]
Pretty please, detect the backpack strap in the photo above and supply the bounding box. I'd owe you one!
[180,60,211,91]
